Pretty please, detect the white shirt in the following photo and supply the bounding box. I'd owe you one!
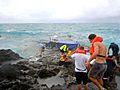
[71,53,88,72]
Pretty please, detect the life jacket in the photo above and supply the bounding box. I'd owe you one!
[60,50,71,61]
[74,48,86,54]
[89,36,103,55]
[60,53,67,61]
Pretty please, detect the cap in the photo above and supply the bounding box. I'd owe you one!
[60,45,68,52]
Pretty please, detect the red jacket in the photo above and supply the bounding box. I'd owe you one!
[73,48,86,54]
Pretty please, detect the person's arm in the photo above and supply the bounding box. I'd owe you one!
[88,43,99,62]
[69,54,75,63]
[86,43,99,68]
[114,59,120,68]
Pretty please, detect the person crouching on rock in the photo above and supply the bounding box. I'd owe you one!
[59,44,72,66]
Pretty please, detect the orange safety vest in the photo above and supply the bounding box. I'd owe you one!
[89,36,103,55]
[60,53,67,61]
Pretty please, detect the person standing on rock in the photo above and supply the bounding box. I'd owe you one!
[71,46,89,90]
[104,42,119,82]
[86,34,107,90]
[103,42,119,89]
[108,42,119,62]
[38,46,45,57]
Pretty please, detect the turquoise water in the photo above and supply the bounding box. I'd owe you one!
[0,23,120,58]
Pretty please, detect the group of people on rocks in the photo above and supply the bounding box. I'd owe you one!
[59,34,119,90]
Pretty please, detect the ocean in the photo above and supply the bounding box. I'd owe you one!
[0,23,120,58]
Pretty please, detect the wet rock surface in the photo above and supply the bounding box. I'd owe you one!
[0,49,23,64]
[0,49,120,90]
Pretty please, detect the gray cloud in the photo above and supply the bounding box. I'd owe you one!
[0,0,120,23]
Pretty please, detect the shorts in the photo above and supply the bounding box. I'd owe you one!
[88,62,107,79]
[75,72,88,85]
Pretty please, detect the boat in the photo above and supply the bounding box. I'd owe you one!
[45,40,79,50]
[43,34,79,50]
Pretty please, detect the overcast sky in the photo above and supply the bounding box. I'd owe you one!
[0,0,120,23]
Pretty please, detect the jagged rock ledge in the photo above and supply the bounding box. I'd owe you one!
[0,49,120,90]
[0,49,23,64]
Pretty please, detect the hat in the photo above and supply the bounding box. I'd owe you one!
[60,45,68,52]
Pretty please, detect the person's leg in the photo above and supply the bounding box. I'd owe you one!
[88,63,103,89]
[98,78,103,86]
[75,72,82,90]
[110,61,116,82]
[99,63,107,87]
[83,72,89,90]
[77,84,82,90]
[103,70,109,88]
[83,83,89,90]
[89,77,103,90]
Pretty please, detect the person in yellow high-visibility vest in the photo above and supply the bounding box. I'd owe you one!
[59,44,72,66]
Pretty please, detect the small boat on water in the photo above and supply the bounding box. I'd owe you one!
[45,34,80,50]
[45,40,79,50]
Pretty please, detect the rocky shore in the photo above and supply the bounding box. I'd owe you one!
[0,49,120,90]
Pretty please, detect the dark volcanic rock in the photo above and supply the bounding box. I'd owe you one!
[38,68,60,78]
[0,49,119,90]
[0,64,21,81]
[0,49,23,62]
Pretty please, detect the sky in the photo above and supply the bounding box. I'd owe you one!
[0,0,120,23]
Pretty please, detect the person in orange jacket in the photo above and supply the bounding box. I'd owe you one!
[86,34,107,90]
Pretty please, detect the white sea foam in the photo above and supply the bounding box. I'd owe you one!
[6,29,16,32]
